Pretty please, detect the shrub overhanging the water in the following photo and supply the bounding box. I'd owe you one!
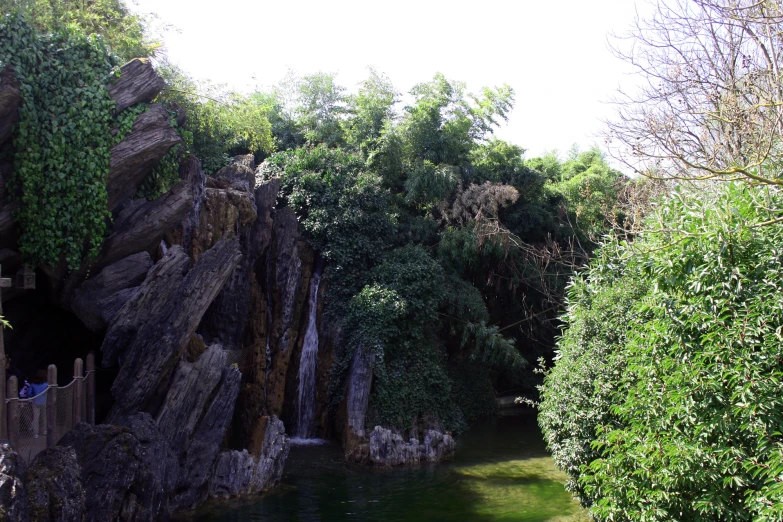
[540,183,783,520]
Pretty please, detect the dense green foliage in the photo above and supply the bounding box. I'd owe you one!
[0,0,159,61]
[0,14,120,269]
[540,183,783,520]
[259,70,624,431]
[156,64,275,176]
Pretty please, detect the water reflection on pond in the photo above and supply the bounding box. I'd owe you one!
[194,412,587,522]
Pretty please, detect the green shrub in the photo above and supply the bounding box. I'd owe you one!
[538,251,652,505]
[157,63,274,175]
[260,146,395,313]
[541,183,783,521]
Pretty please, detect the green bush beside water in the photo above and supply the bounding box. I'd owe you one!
[540,184,783,520]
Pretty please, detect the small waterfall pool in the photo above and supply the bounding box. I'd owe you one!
[194,413,587,522]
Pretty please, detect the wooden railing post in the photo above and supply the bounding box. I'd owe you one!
[73,358,83,427]
[86,352,95,425]
[7,376,18,449]
[0,265,6,440]
[0,350,6,441]
[46,364,57,448]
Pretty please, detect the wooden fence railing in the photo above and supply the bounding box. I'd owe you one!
[2,353,96,463]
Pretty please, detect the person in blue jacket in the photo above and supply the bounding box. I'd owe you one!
[29,369,48,439]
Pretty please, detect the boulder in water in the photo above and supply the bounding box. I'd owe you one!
[367,426,456,468]
[208,416,290,499]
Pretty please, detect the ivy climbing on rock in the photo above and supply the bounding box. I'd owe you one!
[0,13,119,269]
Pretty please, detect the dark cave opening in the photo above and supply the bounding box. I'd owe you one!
[3,273,115,422]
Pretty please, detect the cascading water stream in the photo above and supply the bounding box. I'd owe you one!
[293,263,322,440]
[263,255,274,415]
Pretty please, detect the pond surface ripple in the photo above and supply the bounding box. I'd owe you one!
[193,413,587,522]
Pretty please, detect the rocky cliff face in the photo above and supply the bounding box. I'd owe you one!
[0,54,455,522]
[0,60,299,520]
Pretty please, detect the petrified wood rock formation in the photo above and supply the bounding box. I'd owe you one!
[155,346,228,450]
[172,367,242,509]
[102,236,242,421]
[101,156,200,267]
[69,252,153,332]
[108,58,165,114]
[170,365,241,510]
[208,416,289,499]
[107,103,180,211]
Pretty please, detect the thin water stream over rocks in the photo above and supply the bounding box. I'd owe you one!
[294,263,322,440]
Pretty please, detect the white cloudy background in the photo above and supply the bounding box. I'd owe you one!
[131,0,645,160]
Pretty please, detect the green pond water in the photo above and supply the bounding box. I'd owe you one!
[194,412,587,522]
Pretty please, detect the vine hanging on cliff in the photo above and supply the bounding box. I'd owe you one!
[0,14,119,269]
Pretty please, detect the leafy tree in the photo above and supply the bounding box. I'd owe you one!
[296,72,347,147]
[260,71,623,429]
[344,67,398,154]
[249,89,303,152]
[550,147,624,243]
[525,151,561,182]
[400,74,513,167]
[0,0,161,61]
[156,62,275,176]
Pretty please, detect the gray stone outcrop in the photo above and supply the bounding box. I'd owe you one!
[56,415,178,522]
[25,447,85,522]
[67,252,153,332]
[367,426,456,468]
[102,236,242,422]
[107,104,181,211]
[0,440,28,522]
[208,416,289,499]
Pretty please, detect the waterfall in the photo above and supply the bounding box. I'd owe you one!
[263,255,273,415]
[294,264,322,439]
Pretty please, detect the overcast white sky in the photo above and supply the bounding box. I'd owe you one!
[131,0,645,160]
